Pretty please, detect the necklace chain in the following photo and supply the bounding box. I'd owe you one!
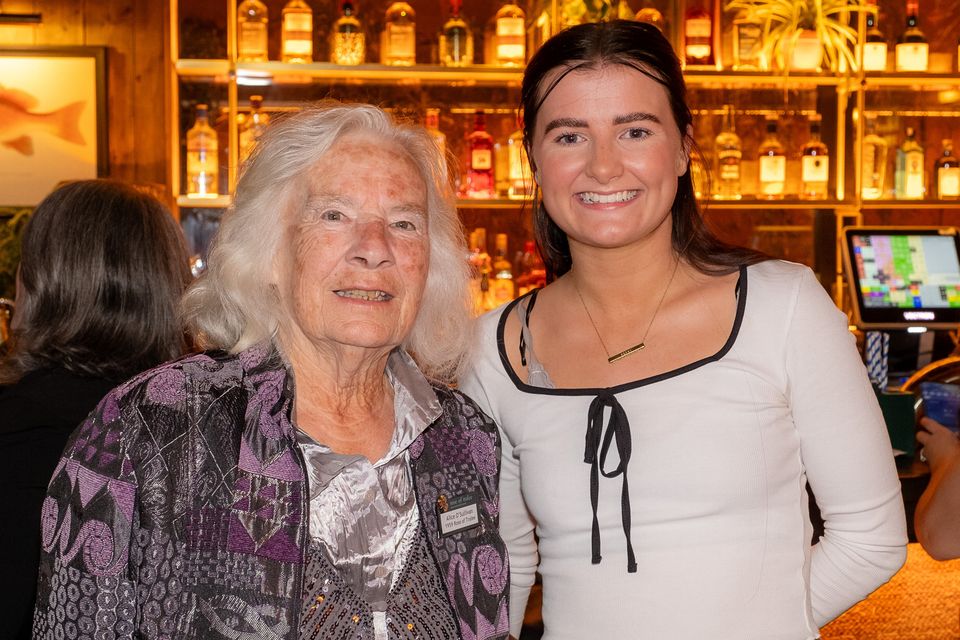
[575,259,680,364]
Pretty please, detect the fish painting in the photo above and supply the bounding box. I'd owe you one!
[0,86,86,156]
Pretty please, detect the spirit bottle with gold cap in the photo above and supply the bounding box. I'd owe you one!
[237,0,269,62]
[281,0,313,63]
[493,2,526,67]
[895,0,928,72]
[935,140,960,200]
[801,115,829,200]
[381,1,416,66]
[186,104,218,198]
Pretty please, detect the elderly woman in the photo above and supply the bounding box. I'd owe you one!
[33,104,509,640]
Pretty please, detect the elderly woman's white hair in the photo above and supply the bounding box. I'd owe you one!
[182,101,473,382]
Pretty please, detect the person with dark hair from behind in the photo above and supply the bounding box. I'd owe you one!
[0,179,192,639]
[460,19,907,639]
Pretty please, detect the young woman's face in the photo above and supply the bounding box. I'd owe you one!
[531,64,690,253]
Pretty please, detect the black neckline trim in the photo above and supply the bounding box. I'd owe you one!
[494,264,749,396]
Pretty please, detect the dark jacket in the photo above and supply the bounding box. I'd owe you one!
[33,344,509,639]
[0,368,117,640]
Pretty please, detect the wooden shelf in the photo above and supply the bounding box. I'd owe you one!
[858,200,960,210]
[176,195,232,208]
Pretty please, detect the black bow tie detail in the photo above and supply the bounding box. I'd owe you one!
[584,391,638,573]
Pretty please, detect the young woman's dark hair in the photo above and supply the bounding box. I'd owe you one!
[521,19,768,279]
[0,179,192,384]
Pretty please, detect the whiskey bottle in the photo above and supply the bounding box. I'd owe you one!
[690,147,706,200]
[732,9,764,70]
[895,126,925,199]
[757,117,786,199]
[634,0,665,33]
[380,1,416,66]
[440,0,474,67]
[490,233,516,307]
[239,95,269,164]
[424,108,446,159]
[713,104,742,200]
[895,0,928,72]
[237,0,269,62]
[863,8,887,72]
[507,127,533,199]
[800,115,829,200]
[281,0,313,63]
[467,228,492,313]
[683,0,714,67]
[330,0,365,65]
[515,240,546,296]
[493,2,526,67]
[861,115,888,200]
[935,140,960,200]
[186,104,218,198]
[466,110,495,199]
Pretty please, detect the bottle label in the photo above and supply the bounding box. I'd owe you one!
[939,167,960,198]
[906,152,924,198]
[735,23,762,63]
[718,157,740,182]
[239,23,268,58]
[685,17,711,38]
[283,13,312,32]
[284,39,313,56]
[802,156,829,183]
[497,43,526,63]
[759,155,786,183]
[497,17,525,37]
[386,24,416,59]
[895,43,928,71]
[863,43,887,71]
[472,149,492,170]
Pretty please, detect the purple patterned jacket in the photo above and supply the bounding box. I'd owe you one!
[33,344,509,639]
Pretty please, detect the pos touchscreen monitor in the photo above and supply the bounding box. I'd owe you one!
[842,226,960,329]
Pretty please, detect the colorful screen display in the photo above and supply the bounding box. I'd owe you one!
[850,233,960,309]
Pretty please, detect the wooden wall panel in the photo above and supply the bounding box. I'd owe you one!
[0,0,168,190]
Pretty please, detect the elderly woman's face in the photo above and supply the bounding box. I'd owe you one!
[275,132,430,355]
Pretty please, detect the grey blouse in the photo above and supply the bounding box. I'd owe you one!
[294,349,443,636]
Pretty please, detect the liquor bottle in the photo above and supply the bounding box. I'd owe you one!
[895,126,925,199]
[800,115,829,200]
[935,140,960,200]
[381,1,416,66]
[424,108,446,159]
[515,240,546,296]
[713,104,742,200]
[634,0,665,33]
[281,0,313,63]
[757,117,786,200]
[186,104,218,198]
[683,0,714,67]
[330,0,365,65]
[507,127,533,199]
[863,8,887,72]
[895,0,927,72]
[239,95,269,163]
[732,9,764,70]
[490,233,516,307]
[467,228,492,313]
[493,2,526,67]
[466,110,495,199]
[861,115,888,200]
[440,0,474,67]
[237,0,269,62]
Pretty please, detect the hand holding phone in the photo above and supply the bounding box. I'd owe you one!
[919,382,960,432]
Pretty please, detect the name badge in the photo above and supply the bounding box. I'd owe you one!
[436,492,481,538]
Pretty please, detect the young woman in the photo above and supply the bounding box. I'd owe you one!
[461,20,906,639]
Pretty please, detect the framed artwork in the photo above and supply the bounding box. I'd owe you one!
[0,46,107,206]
